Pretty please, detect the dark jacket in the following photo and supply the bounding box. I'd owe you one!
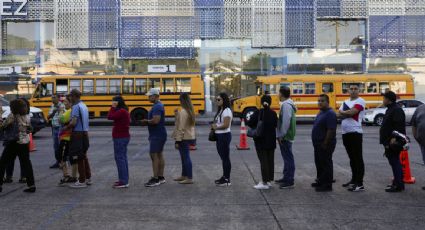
[380,102,406,146]
[246,108,278,151]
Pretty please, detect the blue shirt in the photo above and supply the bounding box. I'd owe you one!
[148,101,167,139]
[312,108,337,144]
[71,101,89,132]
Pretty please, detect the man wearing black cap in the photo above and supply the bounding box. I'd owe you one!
[380,91,406,192]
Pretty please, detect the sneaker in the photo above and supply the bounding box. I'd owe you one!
[216,178,231,187]
[385,185,404,192]
[69,181,87,189]
[23,186,36,193]
[113,182,129,189]
[274,178,285,184]
[49,163,59,169]
[69,177,78,183]
[215,177,224,184]
[267,182,273,187]
[58,176,72,187]
[179,179,194,185]
[3,177,13,183]
[348,185,365,192]
[86,179,93,186]
[254,182,269,190]
[158,176,166,184]
[311,182,321,188]
[342,181,355,188]
[173,176,187,182]
[279,182,295,189]
[145,178,160,187]
[315,185,332,192]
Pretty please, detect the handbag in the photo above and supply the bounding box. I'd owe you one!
[1,119,20,142]
[247,110,264,138]
[208,128,217,142]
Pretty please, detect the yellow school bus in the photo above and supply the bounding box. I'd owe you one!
[232,74,415,119]
[30,74,205,122]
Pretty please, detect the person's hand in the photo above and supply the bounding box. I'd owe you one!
[211,124,218,130]
[390,138,397,145]
[277,137,283,145]
[141,119,148,125]
[175,143,179,149]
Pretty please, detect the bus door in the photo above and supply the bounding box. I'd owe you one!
[321,82,336,109]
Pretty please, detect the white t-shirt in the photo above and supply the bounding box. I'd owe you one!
[339,97,366,134]
[215,108,233,134]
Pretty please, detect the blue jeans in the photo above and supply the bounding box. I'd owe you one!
[52,127,61,162]
[113,138,130,184]
[216,132,232,180]
[178,140,193,179]
[279,140,295,184]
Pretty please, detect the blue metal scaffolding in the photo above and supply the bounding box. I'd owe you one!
[285,0,316,47]
[88,0,119,49]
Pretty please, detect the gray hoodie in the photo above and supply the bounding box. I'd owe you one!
[277,99,297,140]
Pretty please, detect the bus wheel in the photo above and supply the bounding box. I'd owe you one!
[131,108,148,124]
[243,108,258,122]
[374,114,384,126]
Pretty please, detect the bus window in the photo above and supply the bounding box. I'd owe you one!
[292,82,303,94]
[149,78,160,90]
[96,79,107,94]
[70,80,81,91]
[264,84,278,94]
[366,82,378,93]
[305,83,316,94]
[342,83,365,94]
[280,82,290,89]
[109,79,121,94]
[162,79,175,93]
[390,81,407,94]
[135,79,147,94]
[322,83,334,93]
[123,79,134,94]
[56,79,68,95]
[83,80,94,95]
[379,82,390,94]
[176,78,191,92]
[35,82,53,98]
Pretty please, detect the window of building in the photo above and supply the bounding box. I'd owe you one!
[390,81,407,94]
[123,79,134,94]
[305,83,316,94]
[162,78,175,93]
[83,80,94,94]
[109,79,121,94]
[176,78,191,92]
[96,79,107,94]
[292,82,303,94]
[366,82,378,94]
[70,80,81,91]
[135,79,147,94]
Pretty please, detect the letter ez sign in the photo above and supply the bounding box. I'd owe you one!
[1,0,28,16]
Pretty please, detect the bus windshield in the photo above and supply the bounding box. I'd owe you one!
[34,82,53,98]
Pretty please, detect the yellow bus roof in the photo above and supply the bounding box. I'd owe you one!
[256,74,413,84]
[38,74,202,81]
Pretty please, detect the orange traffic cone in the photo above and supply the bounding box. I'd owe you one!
[400,150,415,184]
[236,119,250,150]
[29,133,36,152]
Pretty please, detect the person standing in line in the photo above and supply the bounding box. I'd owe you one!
[412,104,425,169]
[3,98,30,184]
[276,86,297,189]
[311,94,337,192]
[142,88,167,187]
[0,99,36,193]
[247,95,278,190]
[172,93,196,185]
[337,84,366,192]
[212,93,233,187]
[48,94,65,169]
[107,96,131,189]
[380,91,406,192]
[57,96,78,186]
[67,89,92,189]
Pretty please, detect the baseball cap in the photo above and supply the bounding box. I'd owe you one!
[147,88,160,96]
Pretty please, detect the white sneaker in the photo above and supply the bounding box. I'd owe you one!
[86,179,93,185]
[69,181,88,189]
[254,182,270,190]
[267,182,273,187]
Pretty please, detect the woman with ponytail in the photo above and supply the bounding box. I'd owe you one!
[247,95,278,190]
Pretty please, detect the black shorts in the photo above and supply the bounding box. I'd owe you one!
[69,131,90,159]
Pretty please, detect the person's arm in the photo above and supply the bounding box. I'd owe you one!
[339,105,362,118]
[107,107,123,121]
[47,105,57,120]
[212,109,231,130]
[322,112,337,149]
[277,103,292,141]
[392,108,406,134]
[0,114,14,129]
[175,110,188,142]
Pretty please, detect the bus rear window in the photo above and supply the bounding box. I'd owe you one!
[176,78,191,92]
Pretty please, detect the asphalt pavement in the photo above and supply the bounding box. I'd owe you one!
[0,125,425,230]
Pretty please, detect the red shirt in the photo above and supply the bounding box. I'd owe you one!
[107,107,130,139]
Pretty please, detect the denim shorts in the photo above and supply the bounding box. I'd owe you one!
[149,137,166,154]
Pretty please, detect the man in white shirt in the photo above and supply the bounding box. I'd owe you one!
[338,84,366,192]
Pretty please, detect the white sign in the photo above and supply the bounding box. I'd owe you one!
[1,0,27,16]
[0,66,22,74]
[148,65,176,73]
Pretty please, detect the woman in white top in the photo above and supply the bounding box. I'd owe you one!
[211,93,233,186]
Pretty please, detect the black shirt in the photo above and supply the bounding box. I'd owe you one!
[380,102,406,146]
